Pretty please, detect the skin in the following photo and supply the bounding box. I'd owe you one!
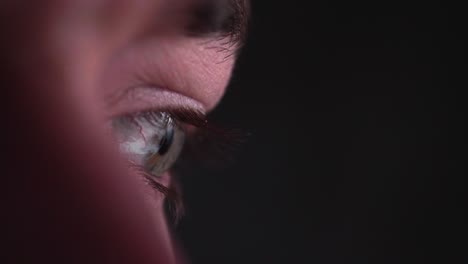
[1,0,238,263]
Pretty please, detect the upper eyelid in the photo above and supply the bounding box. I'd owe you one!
[105,86,206,119]
[101,40,232,114]
[100,31,236,122]
[125,107,208,129]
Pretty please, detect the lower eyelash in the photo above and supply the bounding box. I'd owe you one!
[129,161,185,224]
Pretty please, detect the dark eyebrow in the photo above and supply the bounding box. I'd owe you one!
[187,0,250,48]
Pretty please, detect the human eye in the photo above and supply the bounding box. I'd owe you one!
[112,111,186,179]
[110,104,211,179]
[108,104,215,222]
[109,103,242,185]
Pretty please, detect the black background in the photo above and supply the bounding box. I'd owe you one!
[177,1,465,263]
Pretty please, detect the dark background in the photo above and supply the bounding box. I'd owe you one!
[177,1,465,263]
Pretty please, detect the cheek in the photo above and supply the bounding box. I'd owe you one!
[140,176,178,261]
[142,184,167,218]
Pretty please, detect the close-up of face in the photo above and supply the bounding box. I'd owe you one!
[3,1,464,263]
[2,0,248,263]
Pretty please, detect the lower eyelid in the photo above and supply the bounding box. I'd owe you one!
[130,162,172,191]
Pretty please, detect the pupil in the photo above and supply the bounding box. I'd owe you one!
[158,126,174,155]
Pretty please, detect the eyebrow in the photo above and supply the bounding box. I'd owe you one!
[187,0,250,48]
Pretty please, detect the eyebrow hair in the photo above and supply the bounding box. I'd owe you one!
[187,0,250,48]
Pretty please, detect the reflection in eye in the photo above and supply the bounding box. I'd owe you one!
[112,112,185,178]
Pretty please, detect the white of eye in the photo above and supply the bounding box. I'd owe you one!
[112,112,185,177]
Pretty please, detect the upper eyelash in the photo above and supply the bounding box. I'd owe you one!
[123,107,208,127]
[123,106,250,172]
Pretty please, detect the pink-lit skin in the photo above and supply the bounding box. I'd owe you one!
[2,1,236,263]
